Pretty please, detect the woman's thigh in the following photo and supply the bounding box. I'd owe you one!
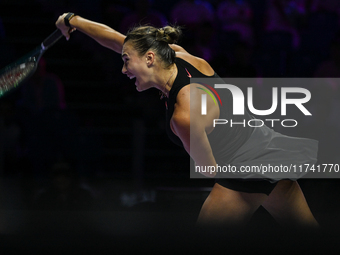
[262,180,318,228]
[197,183,268,227]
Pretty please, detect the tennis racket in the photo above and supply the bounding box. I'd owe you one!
[0,29,64,98]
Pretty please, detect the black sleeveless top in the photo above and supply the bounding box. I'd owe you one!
[165,58,254,164]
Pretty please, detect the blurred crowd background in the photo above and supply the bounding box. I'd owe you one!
[0,1,340,249]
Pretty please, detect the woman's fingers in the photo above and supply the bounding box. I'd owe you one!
[55,13,71,40]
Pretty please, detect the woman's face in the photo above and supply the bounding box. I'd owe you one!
[121,41,151,92]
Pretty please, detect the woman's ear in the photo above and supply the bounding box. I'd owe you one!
[146,51,155,67]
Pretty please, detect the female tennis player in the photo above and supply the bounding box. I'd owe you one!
[56,13,319,228]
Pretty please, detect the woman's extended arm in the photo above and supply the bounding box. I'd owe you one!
[56,13,126,54]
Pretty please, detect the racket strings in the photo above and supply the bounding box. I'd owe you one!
[0,60,35,96]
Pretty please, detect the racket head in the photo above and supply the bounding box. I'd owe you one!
[0,29,64,98]
[0,47,41,98]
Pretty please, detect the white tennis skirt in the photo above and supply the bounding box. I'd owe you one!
[215,123,318,182]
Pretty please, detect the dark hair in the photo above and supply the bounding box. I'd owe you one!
[124,25,182,68]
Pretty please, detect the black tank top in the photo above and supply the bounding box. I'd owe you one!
[165,57,253,163]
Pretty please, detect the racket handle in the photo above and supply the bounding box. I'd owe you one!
[41,29,63,50]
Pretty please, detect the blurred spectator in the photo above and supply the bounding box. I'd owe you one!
[264,0,303,48]
[247,0,267,39]
[102,1,131,30]
[170,0,215,50]
[299,9,339,56]
[217,0,254,44]
[20,57,66,115]
[314,37,340,79]
[186,21,219,62]
[285,4,339,77]
[170,0,215,29]
[310,0,340,19]
[120,0,168,34]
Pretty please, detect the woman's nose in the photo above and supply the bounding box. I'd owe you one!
[122,64,127,74]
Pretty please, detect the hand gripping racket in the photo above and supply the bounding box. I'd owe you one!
[0,29,63,98]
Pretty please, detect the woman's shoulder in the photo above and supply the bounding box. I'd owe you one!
[171,45,215,76]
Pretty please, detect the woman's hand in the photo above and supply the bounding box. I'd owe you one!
[55,13,76,41]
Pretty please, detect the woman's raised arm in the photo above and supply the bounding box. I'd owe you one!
[56,13,126,54]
